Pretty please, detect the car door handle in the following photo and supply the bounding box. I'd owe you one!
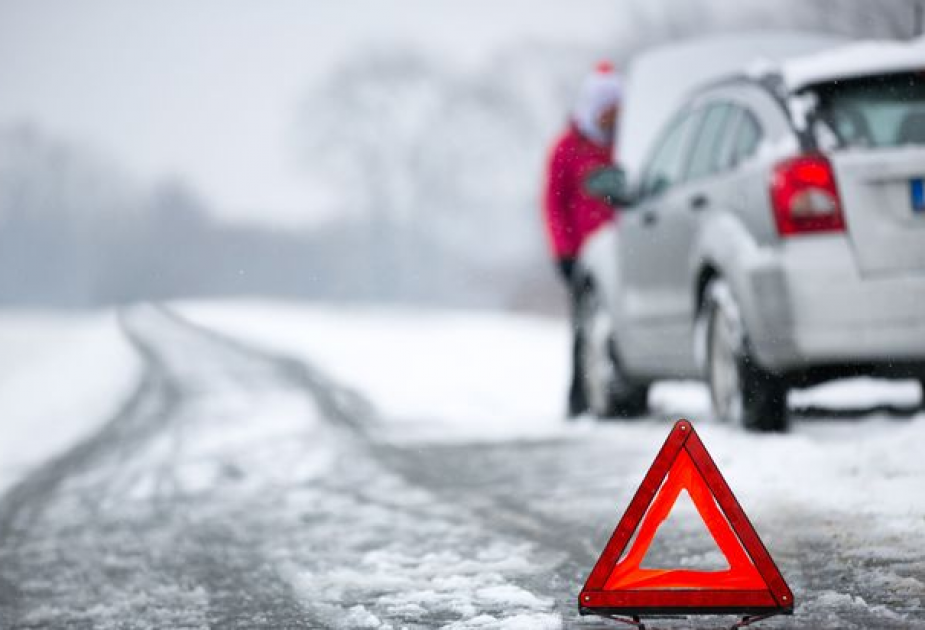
[641,210,658,226]
[689,194,709,211]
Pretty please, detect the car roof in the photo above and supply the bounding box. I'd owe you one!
[780,37,925,91]
[691,36,925,100]
[618,31,844,178]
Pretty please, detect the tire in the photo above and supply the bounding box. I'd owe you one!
[702,278,788,432]
[576,283,649,419]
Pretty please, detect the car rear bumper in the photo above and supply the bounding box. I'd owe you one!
[737,236,925,374]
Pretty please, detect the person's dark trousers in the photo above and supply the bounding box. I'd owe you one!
[558,258,587,417]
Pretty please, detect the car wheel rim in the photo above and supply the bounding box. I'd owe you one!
[709,297,744,425]
[580,290,616,415]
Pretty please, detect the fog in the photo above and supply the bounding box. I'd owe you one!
[0,0,919,310]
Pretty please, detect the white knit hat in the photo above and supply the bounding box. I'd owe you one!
[573,61,623,146]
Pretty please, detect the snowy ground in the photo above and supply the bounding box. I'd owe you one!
[0,310,140,495]
[183,300,925,529]
[1,301,923,629]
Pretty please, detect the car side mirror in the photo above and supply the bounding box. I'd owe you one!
[585,166,633,207]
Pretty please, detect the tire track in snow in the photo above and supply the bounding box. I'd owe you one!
[0,306,567,629]
[0,305,326,629]
[166,309,575,627]
[165,309,726,627]
[157,306,378,438]
[136,310,925,629]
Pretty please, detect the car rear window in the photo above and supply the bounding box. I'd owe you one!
[806,71,925,149]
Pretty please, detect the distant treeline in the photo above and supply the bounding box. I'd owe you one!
[0,40,588,311]
[0,120,561,311]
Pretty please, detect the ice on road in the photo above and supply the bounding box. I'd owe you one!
[0,302,923,629]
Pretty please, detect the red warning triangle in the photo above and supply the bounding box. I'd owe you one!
[580,420,794,617]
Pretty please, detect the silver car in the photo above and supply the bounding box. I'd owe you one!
[576,41,925,431]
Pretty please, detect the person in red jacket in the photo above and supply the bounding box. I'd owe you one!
[543,62,622,416]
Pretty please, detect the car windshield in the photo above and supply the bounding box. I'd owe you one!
[806,71,925,149]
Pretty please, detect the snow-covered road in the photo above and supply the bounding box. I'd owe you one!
[0,304,923,629]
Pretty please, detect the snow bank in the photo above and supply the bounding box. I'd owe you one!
[182,300,572,443]
[0,310,140,494]
[696,409,925,530]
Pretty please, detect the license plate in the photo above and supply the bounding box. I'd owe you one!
[912,178,925,214]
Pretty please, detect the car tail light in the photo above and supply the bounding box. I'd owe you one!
[769,154,846,237]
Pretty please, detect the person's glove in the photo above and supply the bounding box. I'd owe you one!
[557,258,576,282]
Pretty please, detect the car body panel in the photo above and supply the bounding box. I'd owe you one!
[578,223,619,312]
[830,147,925,276]
[779,237,925,361]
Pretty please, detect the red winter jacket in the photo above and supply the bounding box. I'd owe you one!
[543,124,616,260]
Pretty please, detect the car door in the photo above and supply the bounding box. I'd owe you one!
[618,107,701,370]
[658,102,737,328]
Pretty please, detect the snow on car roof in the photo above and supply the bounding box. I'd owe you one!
[781,37,925,90]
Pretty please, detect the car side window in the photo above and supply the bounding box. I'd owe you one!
[639,110,696,199]
[685,103,733,181]
[714,107,742,172]
[728,109,762,168]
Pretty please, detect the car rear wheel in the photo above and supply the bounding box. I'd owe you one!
[576,284,649,419]
[703,278,788,432]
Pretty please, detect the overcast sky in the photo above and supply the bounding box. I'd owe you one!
[0,0,619,227]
